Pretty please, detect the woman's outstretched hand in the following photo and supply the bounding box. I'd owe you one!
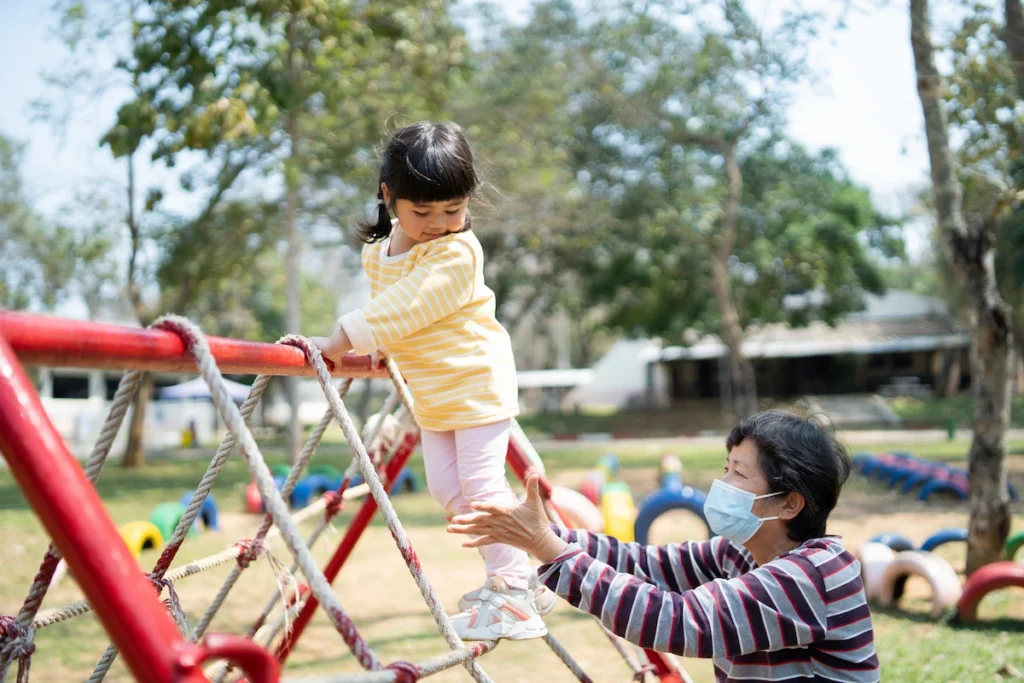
[446,474,569,564]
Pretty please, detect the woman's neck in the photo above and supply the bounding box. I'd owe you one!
[745,535,802,568]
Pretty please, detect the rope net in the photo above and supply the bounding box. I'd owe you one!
[0,313,689,683]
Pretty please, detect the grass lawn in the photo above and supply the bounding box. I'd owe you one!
[1,435,1023,682]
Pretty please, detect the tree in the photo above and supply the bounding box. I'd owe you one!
[0,134,115,311]
[910,0,1014,573]
[546,0,899,415]
[35,0,289,466]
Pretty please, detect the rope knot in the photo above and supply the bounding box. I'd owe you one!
[234,538,268,569]
[385,661,420,683]
[322,491,345,519]
[148,577,194,643]
[633,664,658,682]
[0,615,35,683]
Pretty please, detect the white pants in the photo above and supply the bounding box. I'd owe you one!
[420,420,532,591]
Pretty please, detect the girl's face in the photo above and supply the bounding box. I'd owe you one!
[383,185,470,243]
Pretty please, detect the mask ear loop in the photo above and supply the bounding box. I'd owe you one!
[753,490,786,522]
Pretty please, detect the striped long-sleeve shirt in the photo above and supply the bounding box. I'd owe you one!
[537,528,880,682]
[339,228,518,431]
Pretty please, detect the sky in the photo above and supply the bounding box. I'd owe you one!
[0,1,936,262]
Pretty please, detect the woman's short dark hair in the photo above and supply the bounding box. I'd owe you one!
[726,410,852,542]
[357,121,480,243]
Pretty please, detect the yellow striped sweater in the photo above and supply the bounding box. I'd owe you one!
[338,228,519,431]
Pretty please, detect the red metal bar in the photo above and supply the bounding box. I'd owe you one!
[0,311,387,378]
[0,334,205,682]
[275,433,419,664]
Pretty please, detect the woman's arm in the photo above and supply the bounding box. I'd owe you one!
[537,544,833,659]
[550,526,750,592]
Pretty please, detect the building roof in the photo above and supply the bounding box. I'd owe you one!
[659,291,970,362]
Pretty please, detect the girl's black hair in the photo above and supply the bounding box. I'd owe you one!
[357,121,480,243]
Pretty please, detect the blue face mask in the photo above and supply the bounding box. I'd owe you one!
[703,479,784,544]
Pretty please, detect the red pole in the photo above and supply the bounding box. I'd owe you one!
[275,433,418,664]
[0,311,387,378]
[0,335,205,682]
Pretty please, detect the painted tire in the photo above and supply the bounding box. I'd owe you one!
[551,485,605,533]
[900,471,935,494]
[1005,530,1024,561]
[920,528,968,553]
[579,472,604,507]
[851,452,874,470]
[598,453,620,478]
[634,486,711,545]
[119,520,165,558]
[601,488,636,542]
[149,502,199,544]
[869,532,915,553]
[303,474,340,497]
[290,477,316,509]
[660,471,684,491]
[877,550,963,619]
[392,468,423,494]
[245,481,263,514]
[270,464,292,479]
[956,561,1024,622]
[919,479,968,502]
[856,542,896,602]
[308,465,343,480]
[179,491,219,531]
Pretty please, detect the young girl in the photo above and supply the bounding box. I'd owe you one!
[312,121,553,641]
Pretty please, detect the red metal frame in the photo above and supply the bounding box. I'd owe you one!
[0,311,683,683]
[0,311,387,378]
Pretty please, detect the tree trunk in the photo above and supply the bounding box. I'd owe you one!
[122,372,153,468]
[911,0,1013,574]
[1005,0,1024,95]
[710,146,757,421]
[283,14,303,463]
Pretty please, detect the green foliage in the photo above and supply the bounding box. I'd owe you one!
[528,0,902,343]
[0,134,118,312]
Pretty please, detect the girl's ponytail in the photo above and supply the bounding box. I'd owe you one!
[355,186,393,244]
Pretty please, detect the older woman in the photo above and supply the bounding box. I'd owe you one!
[447,411,880,682]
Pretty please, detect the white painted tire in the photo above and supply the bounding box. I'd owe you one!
[877,550,963,619]
[520,485,604,533]
[856,542,896,602]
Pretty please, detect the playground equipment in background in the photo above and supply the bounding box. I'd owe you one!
[601,481,636,542]
[149,502,200,544]
[118,521,165,558]
[875,550,963,619]
[244,468,422,514]
[578,453,619,507]
[633,453,711,545]
[858,527,1024,622]
[1007,530,1024,562]
[956,562,1024,622]
[852,451,1019,502]
[180,491,220,531]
